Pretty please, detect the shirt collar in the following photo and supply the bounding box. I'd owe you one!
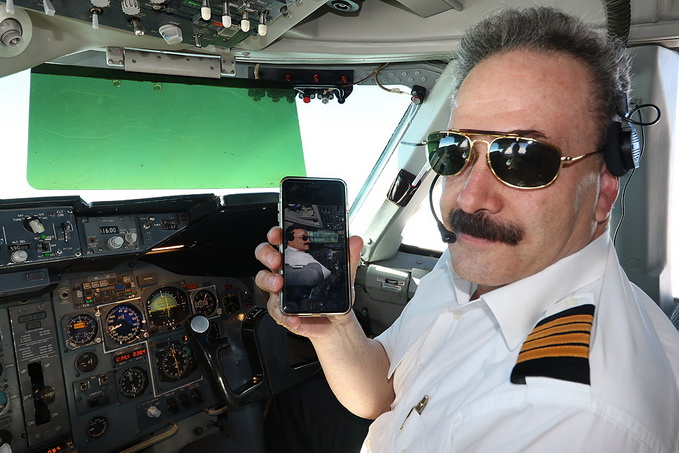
[450,233,610,350]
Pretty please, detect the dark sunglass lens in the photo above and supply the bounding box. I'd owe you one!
[489,138,561,187]
[427,133,471,176]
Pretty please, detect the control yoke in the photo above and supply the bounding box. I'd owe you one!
[187,306,320,407]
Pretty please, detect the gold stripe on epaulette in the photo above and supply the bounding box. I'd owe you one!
[525,323,593,342]
[511,304,595,385]
[522,332,591,350]
[516,311,594,364]
[517,344,590,363]
[528,314,594,336]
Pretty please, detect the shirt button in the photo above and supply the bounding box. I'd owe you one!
[452,310,463,320]
[418,362,424,371]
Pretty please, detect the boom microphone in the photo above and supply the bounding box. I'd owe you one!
[429,174,457,243]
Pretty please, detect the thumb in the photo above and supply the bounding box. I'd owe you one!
[348,235,364,284]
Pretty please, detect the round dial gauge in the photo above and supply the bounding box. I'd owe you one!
[147,287,190,329]
[0,392,9,416]
[157,342,197,382]
[192,289,217,317]
[118,366,149,399]
[66,313,98,346]
[105,304,144,345]
[75,351,99,373]
[87,415,108,438]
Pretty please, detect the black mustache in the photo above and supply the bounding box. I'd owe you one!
[449,210,524,246]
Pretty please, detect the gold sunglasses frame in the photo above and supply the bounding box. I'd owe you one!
[425,128,600,189]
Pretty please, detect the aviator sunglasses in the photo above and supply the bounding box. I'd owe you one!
[425,129,599,189]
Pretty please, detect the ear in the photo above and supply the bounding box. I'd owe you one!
[595,163,619,223]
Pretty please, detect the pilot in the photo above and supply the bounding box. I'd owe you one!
[256,6,679,452]
[284,226,331,280]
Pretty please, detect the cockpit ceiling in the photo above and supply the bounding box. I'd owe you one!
[3,0,679,77]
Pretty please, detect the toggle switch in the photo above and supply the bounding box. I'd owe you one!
[43,0,55,16]
[90,8,102,29]
[258,10,267,36]
[201,0,211,20]
[240,10,250,32]
[221,1,231,27]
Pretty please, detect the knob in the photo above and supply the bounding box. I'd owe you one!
[146,405,162,418]
[191,388,204,402]
[159,24,183,45]
[190,316,210,334]
[258,10,267,36]
[201,0,211,20]
[0,18,22,48]
[221,1,231,27]
[240,10,250,32]
[43,0,55,16]
[5,0,14,14]
[36,386,55,405]
[28,219,45,234]
[10,250,27,264]
[121,0,140,15]
[167,397,179,413]
[179,393,191,407]
[107,236,124,250]
[124,232,138,245]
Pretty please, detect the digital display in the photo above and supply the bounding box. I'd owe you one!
[40,442,68,453]
[8,243,30,251]
[114,346,148,364]
[99,226,119,235]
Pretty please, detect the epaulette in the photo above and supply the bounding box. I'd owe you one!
[511,304,595,385]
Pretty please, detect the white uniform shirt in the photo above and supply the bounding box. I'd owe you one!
[284,246,331,279]
[364,234,679,452]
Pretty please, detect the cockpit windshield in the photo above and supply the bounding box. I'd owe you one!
[1,67,411,205]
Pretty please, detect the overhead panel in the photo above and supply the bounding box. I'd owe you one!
[393,0,462,18]
[6,0,295,49]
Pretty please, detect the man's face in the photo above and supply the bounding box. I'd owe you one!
[442,49,618,293]
[288,229,311,251]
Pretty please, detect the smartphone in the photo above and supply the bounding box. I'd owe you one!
[279,177,351,316]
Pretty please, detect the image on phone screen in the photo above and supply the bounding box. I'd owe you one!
[281,178,350,315]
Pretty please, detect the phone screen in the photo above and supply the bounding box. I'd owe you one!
[280,177,351,316]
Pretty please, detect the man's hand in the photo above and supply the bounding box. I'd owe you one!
[255,227,393,419]
[254,227,364,339]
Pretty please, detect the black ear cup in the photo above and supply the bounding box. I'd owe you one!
[601,117,640,177]
[286,231,294,242]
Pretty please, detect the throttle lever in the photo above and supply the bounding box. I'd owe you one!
[187,311,269,407]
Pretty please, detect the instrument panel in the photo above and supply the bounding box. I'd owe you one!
[54,263,252,451]
[0,194,275,453]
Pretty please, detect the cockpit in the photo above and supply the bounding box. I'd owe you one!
[1,0,679,452]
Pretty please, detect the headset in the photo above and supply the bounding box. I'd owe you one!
[285,227,295,242]
[601,93,641,177]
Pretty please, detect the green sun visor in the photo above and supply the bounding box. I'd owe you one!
[27,70,305,190]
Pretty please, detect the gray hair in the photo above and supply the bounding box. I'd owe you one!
[452,6,631,140]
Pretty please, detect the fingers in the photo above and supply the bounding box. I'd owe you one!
[254,226,283,272]
[266,226,282,245]
[348,235,364,279]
